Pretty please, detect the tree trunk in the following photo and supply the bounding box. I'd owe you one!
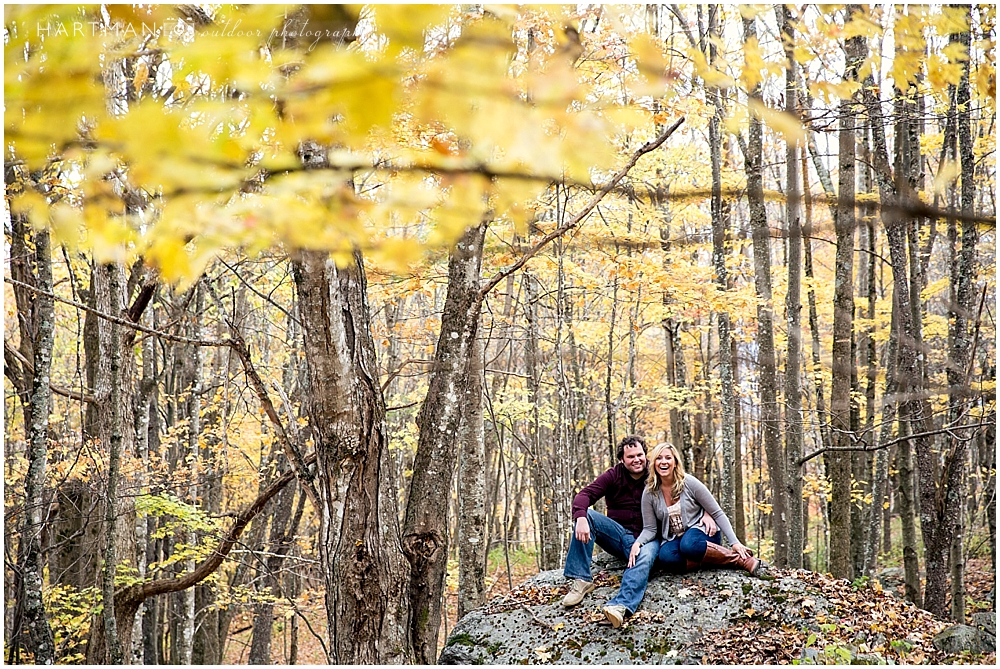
[778,3,804,570]
[132,307,156,664]
[402,222,487,663]
[292,250,412,664]
[732,337,746,541]
[859,122,883,575]
[604,267,618,463]
[178,285,203,666]
[897,418,922,605]
[19,227,57,664]
[827,11,865,579]
[249,484,304,664]
[457,336,487,620]
[944,16,977,622]
[743,14,787,566]
[802,125,833,456]
[708,4,737,524]
[100,264,126,664]
[857,3,944,615]
[85,261,141,664]
[524,267,562,571]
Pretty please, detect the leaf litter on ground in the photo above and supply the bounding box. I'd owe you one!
[478,566,995,664]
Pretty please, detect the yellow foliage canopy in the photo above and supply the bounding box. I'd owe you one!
[5,5,653,284]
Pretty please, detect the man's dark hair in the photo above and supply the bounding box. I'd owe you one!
[616,435,647,461]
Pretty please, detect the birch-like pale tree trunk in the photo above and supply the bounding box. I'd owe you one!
[457,336,487,619]
[19,226,57,664]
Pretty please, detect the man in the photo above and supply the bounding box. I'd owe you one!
[561,435,657,625]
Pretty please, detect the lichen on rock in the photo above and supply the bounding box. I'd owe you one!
[439,554,987,665]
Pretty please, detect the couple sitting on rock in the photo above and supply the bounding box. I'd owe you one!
[562,435,770,628]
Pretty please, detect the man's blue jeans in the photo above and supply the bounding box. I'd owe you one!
[657,527,722,573]
[563,510,659,614]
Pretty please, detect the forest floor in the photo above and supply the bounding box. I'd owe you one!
[222,551,994,663]
[435,552,996,663]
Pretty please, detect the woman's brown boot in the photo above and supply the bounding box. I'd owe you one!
[701,543,770,577]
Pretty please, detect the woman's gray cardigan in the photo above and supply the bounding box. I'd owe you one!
[634,474,739,546]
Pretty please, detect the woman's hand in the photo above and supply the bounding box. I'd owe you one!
[700,513,719,537]
[627,541,643,568]
[731,541,753,561]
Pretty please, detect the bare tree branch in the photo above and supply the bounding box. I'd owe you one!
[796,421,990,466]
[480,117,686,297]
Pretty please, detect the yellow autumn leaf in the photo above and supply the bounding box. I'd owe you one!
[893,11,926,51]
[942,41,969,64]
[842,11,880,40]
[369,237,424,275]
[492,178,544,235]
[748,99,804,144]
[809,79,861,105]
[932,6,969,36]
[629,33,678,96]
[792,44,815,66]
[891,50,924,89]
[85,212,137,266]
[429,174,488,248]
[724,104,748,136]
[689,47,736,89]
[975,65,996,104]
[49,202,82,250]
[376,4,452,55]
[11,191,52,233]
[741,36,765,91]
[932,159,960,195]
[926,53,965,92]
[147,233,220,292]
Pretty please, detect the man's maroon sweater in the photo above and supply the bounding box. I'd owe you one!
[571,462,647,536]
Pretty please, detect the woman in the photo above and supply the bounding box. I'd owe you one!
[631,442,768,577]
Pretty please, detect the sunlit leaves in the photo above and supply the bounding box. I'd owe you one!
[747,100,804,143]
[281,45,399,140]
[931,6,970,36]
[373,4,452,57]
[6,2,991,292]
[688,47,736,89]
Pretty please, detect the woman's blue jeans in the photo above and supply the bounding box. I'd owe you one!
[657,527,722,573]
[562,510,658,614]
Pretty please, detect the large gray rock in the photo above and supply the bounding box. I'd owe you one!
[440,567,829,664]
[971,611,996,640]
[932,623,993,655]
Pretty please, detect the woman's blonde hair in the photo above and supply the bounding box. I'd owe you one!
[646,442,686,499]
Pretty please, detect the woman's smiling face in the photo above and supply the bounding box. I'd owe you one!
[655,448,675,479]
